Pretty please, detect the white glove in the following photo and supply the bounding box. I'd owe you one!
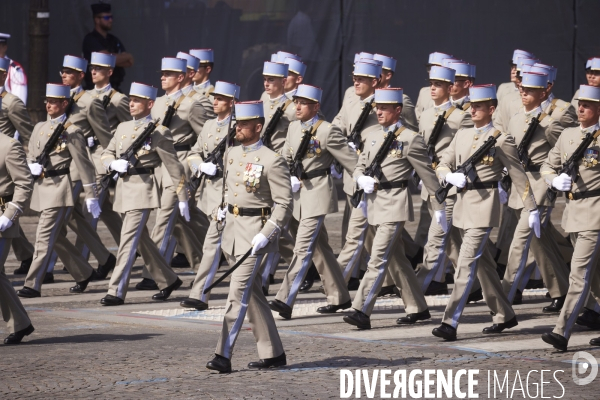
[251,233,269,255]
[435,209,448,233]
[357,175,376,194]
[200,162,217,176]
[417,179,423,191]
[87,136,96,147]
[357,200,367,218]
[13,132,19,141]
[290,176,301,193]
[28,163,43,176]
[445,172,466,189]
[0,215,13,232]
[110,159,129,173]
[529,209,541,238]
[348,142,357,151]
[552,173,572,192]
[179,201,190,222]
[86,198,101,219]
[498,182,508,204]
[330,164,343,179]
[217,207,227,222]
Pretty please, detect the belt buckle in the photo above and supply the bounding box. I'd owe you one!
[233,204,240,216]
[568,192,574,200]
[0,198,5,211]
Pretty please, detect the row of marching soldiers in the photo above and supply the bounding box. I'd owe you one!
[1,47,600,370]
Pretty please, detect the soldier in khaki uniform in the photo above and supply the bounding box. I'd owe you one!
[541,85,600,351]
[268,84,356,319]
[206,101,292,373]
[571,58,599,110]
[501,72,571,312]
[494,57,538,132]
[99,83,188,306]
[432,84,539,341]
[0,131,35,344]
[189,48,215,99]
[17,84,101,298]
[180,81,240,310]
[496,49,534,103]
[415,52,453,121]
[343,88,440,330]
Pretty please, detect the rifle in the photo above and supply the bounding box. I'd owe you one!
[347,98,374,154]
[546,129,600,203]
[99,118,160,193]
[32,97,76,179]
[435,130,502,203]
[262,99,291,150]
[427,113,447,163]
[289,123,320,180]
[500,112,542,190]
[101,91,113,109]
[350,126,402,207]
[189,124,237,192]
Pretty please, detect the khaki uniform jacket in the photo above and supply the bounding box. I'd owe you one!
[542,126,600,232]
[101,119,189,213]
[27,120,97,212]
[571,89,579,110]
[543,97,578,130]
[69,90,112,148]
[193,83,214,102]
[87,88,132,134]
[0,91,33,144]
[496,82,517,103]
[284,120,358,220]
[187,88,217,122]
[507,109,563,209]
[436,127,537,229]
[261,93,297,154]
[493,89,521,132]
[415,86,433,121]
[354,125,443,226]
[0,134,32,238]
[222,143,293,255]
[418,103,474,201]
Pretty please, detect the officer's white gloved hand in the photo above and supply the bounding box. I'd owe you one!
[330,164,343,179]
[434,209,448,233]
[348,142,357,151]
[217,207,227,222]
[357,175,376,194]
[552,173,572,192]
[445,172,467,189]
[28,163,43,176]
[110,159,129,173]
[179,201,190,222]
[529,209,541,238]
[200,162,217,176]
[498,182,508,204]
[86,198,101,219]
[251,233,269,255]
[357,200,367,218]
[87,136,96,147]
[0,215,13,232]
[14,132,20,141]
[290,176,301,193]
[417,179,423,191]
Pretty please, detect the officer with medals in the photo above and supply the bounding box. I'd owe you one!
[99,82,189,306]
[206,101,292,373]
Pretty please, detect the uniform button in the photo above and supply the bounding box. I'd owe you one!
[236,172,240,176]
[235,183,239,186]
[217,128,221,132]
[270,105,274,109]
[243,153,246,157]
[472,145,476,149]
[269,114,273,118]
[216,137,219,141]
[234,193,238,196]
[239,162,243,166]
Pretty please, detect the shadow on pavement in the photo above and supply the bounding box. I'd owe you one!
[25,332,163,345]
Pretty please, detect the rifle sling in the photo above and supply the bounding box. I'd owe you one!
[548,98,559,115]
[73,90,85,103]
[293,120,324,160]
[0,91,7,99]
[172,95,186,111]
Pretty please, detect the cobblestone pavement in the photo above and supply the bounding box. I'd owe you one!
[3,193,599,399]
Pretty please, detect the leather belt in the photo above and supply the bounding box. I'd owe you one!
[464,181,499,190]
[0,194,13,211]
[567,189,600,201]
[44,168,70,178]
[128,167,154,175]
[207,170,223,179]
[526,165,541,172]
[174,144,192,152]
[378,180,409,190]
[300,168,331,180]
[227,204,272,217]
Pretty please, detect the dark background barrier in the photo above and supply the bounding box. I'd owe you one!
[3,0,600,119]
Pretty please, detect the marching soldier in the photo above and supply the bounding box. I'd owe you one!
[494,57,538,132]
[99,82,188,306]
[540,85,600,351]
[189,48,215,99]
[260,61,296,153]
[341,52,374,105]
[497,49,535,103]
[206,101,292,373]
[415,52,452,121]
[17,84,101,298]
[571,58,599,109]
[268,84,356,319]
[0,128,35,344]
[432,84,539,341]
[261,51,304,103]
[180,81,240,310]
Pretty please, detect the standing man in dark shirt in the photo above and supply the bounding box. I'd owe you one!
[82,3,134,91]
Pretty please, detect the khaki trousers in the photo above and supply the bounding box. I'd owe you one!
[276,216,350,307]
[216,252,284,360]
[10,226,34,261]
[352,222,428,316]
[189,219,223,302]
[442,227,515,328]
[0,238,31,333]
[108,209,178,300]
[338,198,374,282]
[495,204,519,265]
[261,218,297,290]
[414,199,432,248]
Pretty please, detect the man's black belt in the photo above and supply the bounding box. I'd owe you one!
[464,181,499,190]
[207,170,224,179]
[228,204,272,217]
[378,180,409,190]
[174,144,192,152]
[44,168,70,178]
[300,168,331,180]
[526,165,541,172]
[567,189,600,201]
[128,167,154,175]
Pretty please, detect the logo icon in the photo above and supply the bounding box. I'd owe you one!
[572,351,598,386]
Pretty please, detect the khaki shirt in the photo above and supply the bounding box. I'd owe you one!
[0,134,32,238]
[436,126,536,229]
[354,124,443,225]
[87,88,132,134]
[284,119,358,220]
[151,91,209,146]
[222,142,293,256]
[27,119,97,212]
[261,93,297,154]
[69,90,112,147]
[0,90,33,145]
[101,119,189,213]
[496,81,517,103]
[542,125,600,232]
[543,96,578,130]
[493,89,521,132]
[415,86,434,121]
